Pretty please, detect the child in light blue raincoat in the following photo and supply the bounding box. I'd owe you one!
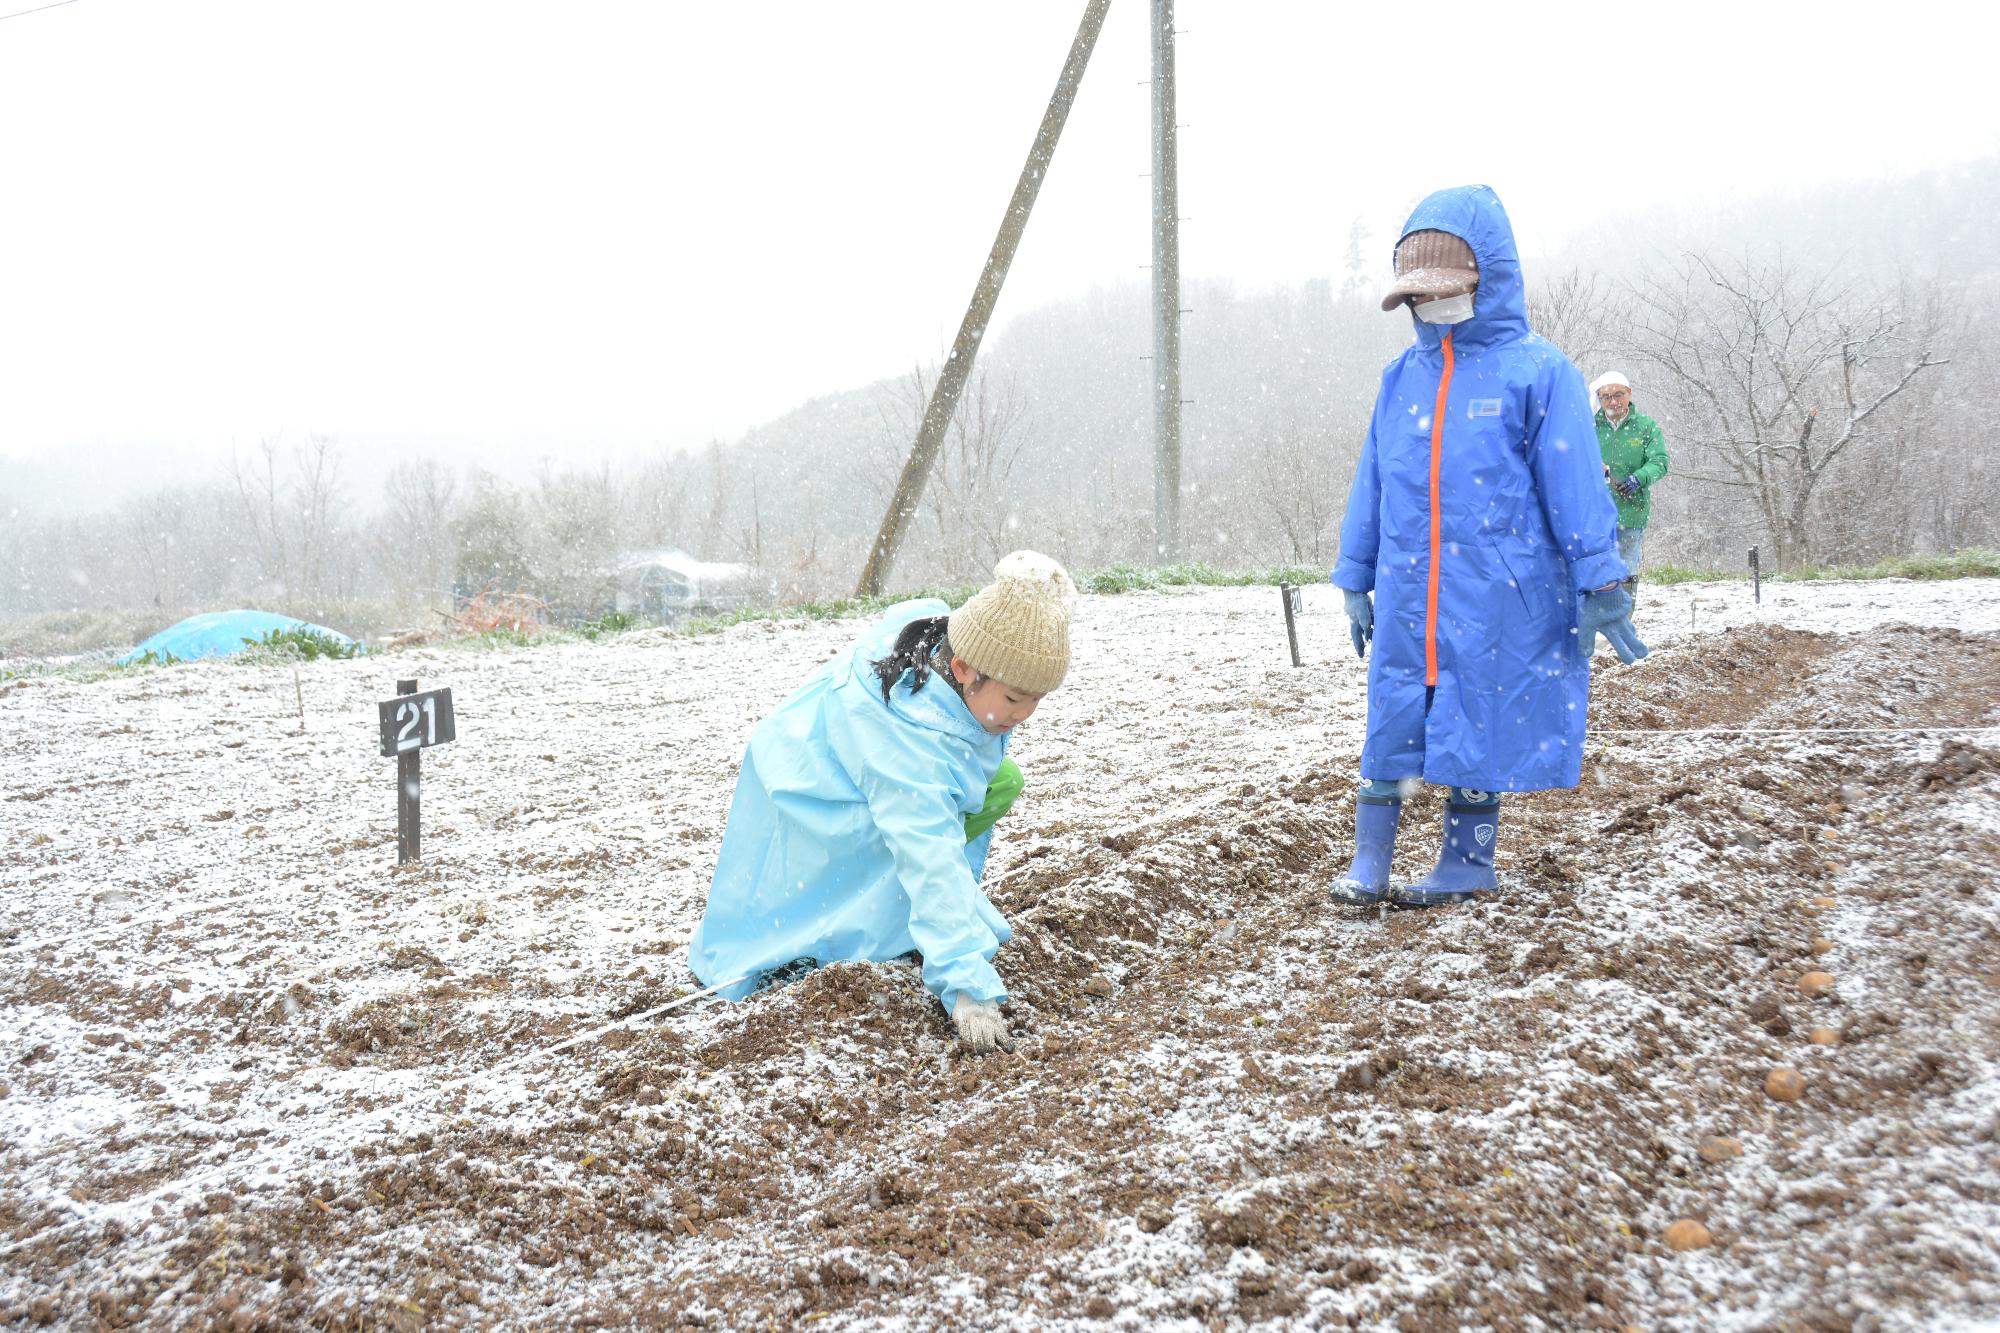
[1328,186,1647,908]
[688,552,1074,1051]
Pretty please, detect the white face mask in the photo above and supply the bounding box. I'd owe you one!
[1413,291,1475,325]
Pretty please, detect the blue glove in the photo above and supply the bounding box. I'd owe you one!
[1615,474,1641,499]
[1342,589,1373,658]
[1577,586,1648,664]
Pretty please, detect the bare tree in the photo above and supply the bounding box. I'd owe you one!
[1249,422,1341,565]
[879,362,1030,583]
[625,447,693,550]
[291,436,348,605]
[372,459,460,617]
[530,461,621,619]
[451,471,536,597]
[226,439,289,594]
[124,488,193,610]
[1339,217,1372,301]
[1529,268,1621,368]
[696,440,731,562]
[1625,252,1948,569]
[220,436,352,605]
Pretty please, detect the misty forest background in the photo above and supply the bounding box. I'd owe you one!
[4,159,1997,653]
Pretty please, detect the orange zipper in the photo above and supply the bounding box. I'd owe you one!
[1426,330,1454,687]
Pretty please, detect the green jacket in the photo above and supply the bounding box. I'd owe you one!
[1595,407,1670,529]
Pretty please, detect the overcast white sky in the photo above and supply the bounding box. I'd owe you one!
[3,0,1996,502]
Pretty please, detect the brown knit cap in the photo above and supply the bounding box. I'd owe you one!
[1380,229,1478,312]
[947,551,1074,695]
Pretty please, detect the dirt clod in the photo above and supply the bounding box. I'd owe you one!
[1799,971,1836,997]
[1746,994,1792,1036]
[1699,1136,1743,1163]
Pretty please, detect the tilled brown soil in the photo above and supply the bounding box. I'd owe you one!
[3,605,1999,1331]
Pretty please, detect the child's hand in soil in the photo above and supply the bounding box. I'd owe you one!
[953,996,1013,1053]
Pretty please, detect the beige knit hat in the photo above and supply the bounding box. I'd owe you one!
[948,551,1075,695]
[1380,229,1478,311]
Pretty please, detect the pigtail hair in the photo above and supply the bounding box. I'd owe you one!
[871,616,953,703]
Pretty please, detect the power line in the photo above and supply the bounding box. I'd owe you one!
[0,0,80,22]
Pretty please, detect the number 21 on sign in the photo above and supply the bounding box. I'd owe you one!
[392,694,442,751]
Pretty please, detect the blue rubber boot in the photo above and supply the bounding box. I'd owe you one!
[1329,784,1403,905]
[1393,790,1500,907]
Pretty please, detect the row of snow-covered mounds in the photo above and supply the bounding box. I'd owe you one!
[2,579,1998,1330]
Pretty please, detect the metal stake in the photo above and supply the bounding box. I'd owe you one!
[1280,584,1301,668]
[396,677,420,864]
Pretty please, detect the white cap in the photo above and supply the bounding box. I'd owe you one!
[1589,370,1631,396]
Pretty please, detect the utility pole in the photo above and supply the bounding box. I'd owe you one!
[1150,0,1183,564]
[855,0,1114,598]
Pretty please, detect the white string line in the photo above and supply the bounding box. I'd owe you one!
[0,797,665,956]
[437,975,748,1091]
[1,899,262,959]
[0,871,647,958]
[976,780,1275,894]
[0,0,80,21]
[1596,724,2000,737]
[0,972,750,1264]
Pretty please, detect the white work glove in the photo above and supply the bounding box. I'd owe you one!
[951,995,1013,1053]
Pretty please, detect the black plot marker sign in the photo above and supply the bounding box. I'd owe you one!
[377,678,456,864]
[1279,583,1303,668]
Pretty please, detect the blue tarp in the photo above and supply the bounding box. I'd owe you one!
[118,610,357,664]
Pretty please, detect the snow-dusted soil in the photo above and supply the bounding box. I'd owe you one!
[3,579,1998,1332]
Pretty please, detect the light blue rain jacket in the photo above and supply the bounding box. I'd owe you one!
[687,599,1012,1012]
[1330,186,1627,792]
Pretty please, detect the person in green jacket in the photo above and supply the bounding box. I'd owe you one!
[1590,371,1670,607]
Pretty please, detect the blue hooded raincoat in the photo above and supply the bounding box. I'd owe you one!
[1331,186,1627,792]
[687,599,1013,1012]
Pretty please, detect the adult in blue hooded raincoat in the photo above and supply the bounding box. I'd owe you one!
[688,551,1074,1051]
[1327,185,1647,908]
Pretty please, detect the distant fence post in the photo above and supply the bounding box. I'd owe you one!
[1749,546,1761,604]
[1279,584,1302,668]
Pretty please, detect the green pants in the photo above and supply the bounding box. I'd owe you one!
[964,758,1022,843]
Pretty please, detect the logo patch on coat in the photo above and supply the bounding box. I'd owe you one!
[1475,823,1495,847]
[1467,398,1503,418]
